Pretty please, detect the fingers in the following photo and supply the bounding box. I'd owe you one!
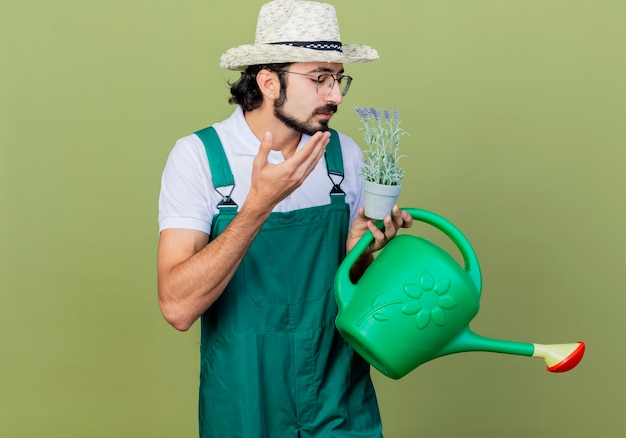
[250,130,330,205]
[257,130,329,170]
[365,205,414,251]
[258,131,273,160]
[366,218,388,248]
[382,215,397,240]
[390,205,413,229]
[400,209,413,228]
[252,132,274,175]
[282,131,330,182]
[299,131,330,168]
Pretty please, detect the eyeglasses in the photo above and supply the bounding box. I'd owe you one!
[282,71,353,97]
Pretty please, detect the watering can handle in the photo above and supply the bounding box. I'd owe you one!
[336,208,482,299]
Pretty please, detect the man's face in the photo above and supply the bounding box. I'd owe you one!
[273,62,345,136]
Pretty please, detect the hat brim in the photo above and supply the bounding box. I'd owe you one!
[219,43,379,71]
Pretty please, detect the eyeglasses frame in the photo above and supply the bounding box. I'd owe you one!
[281,70,353,97]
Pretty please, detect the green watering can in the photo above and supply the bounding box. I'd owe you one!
[335,208,585,379]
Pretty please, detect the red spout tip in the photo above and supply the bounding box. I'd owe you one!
[547,342,585,373]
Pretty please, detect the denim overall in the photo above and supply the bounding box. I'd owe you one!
[194,127,382,437]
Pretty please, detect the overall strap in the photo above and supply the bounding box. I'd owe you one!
[194,126,237,208]
[325,129,344,175]
[325,129,346,201]
[195,126,346,207]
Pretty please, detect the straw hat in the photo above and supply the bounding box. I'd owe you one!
[219,0,379,71]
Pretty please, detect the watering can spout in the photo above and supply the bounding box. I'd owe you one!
[435,328,533,359]
[533,342,586,373]
[436,328,585,373]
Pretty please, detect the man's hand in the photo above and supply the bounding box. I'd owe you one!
[347,204,413,257]
[345,204,413,282]
[244,130,330,213]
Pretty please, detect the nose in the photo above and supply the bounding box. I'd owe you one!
[326,79,344,104]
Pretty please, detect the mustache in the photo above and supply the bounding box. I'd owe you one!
[315,104,338,115]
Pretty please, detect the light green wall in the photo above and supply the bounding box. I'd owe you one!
[1,1,624,436]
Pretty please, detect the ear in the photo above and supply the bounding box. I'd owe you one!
[256,69,281,101]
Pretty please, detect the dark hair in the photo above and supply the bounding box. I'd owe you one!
[228,63,292,112]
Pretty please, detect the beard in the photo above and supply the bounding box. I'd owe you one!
[274,101,338,136]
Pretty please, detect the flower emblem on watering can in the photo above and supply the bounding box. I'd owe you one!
[401,272,456,329]
[356,271,456,329]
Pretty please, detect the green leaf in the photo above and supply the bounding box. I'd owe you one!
[373,312,389,322]
[402,301,421,315]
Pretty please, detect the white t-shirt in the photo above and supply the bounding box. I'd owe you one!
[158,107,365,235]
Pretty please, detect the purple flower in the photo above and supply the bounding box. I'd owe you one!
[355,107,368,122]
[370,107,381,122]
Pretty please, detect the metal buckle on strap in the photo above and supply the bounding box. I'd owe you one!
[328,171,345,195]
[216,185,238,207]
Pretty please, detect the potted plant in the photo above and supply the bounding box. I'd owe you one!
[355,107,408,219]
